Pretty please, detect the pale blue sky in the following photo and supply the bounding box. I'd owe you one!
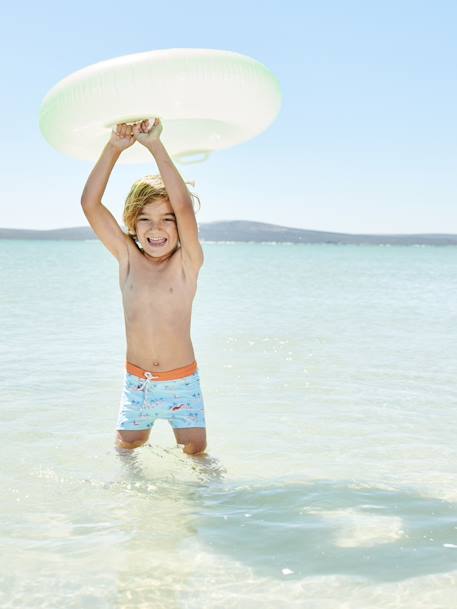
[2,0,457,234]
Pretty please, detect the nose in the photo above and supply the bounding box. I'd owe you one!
[146,221,167,231]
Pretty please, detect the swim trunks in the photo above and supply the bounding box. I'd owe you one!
[116,360,206,430]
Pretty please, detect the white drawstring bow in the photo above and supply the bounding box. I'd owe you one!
[138,371,159,391]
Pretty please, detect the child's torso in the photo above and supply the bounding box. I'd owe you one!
[119,240,198,372]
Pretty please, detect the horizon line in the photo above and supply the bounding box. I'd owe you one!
[0,221,456,238]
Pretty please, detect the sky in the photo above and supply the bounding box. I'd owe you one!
[1,0,457,234]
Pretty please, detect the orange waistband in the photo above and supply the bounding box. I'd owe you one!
[126,360,198,381]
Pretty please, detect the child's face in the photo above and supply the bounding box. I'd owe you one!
[135,199,179,259]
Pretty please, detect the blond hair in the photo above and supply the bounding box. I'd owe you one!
[123,174,201,238]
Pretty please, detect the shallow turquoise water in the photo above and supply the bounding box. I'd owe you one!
[1,240,456,608]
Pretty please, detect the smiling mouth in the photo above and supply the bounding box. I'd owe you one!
[147,237,168,247]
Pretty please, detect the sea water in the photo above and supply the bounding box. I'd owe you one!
[0,239,456,609]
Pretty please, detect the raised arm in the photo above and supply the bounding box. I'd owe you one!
[133,119,204,272]
[80,125,135,261]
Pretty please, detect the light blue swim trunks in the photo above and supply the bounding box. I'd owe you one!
[116,361,206,431]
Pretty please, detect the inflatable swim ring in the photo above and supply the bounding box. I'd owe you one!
[39,48,282,164]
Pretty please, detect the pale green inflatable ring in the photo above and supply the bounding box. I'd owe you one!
[39,48,282,165]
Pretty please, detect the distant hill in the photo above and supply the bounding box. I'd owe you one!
[0,221,456,246]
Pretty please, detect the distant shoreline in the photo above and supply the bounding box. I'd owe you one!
[1,221,457,246]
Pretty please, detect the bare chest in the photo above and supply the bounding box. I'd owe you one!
[120,249,196,322]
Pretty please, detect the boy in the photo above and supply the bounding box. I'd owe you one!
[81,118,207,455]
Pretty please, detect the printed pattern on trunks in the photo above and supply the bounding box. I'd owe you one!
[116,368,206,430]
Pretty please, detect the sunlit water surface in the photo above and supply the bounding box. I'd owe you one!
[1,240,456,608]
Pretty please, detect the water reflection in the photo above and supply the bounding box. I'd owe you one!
[114,442,227,487]
[110,451,457,583]
[110,443,227,608]
[196,479,457,582]
[23,448,457,607]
